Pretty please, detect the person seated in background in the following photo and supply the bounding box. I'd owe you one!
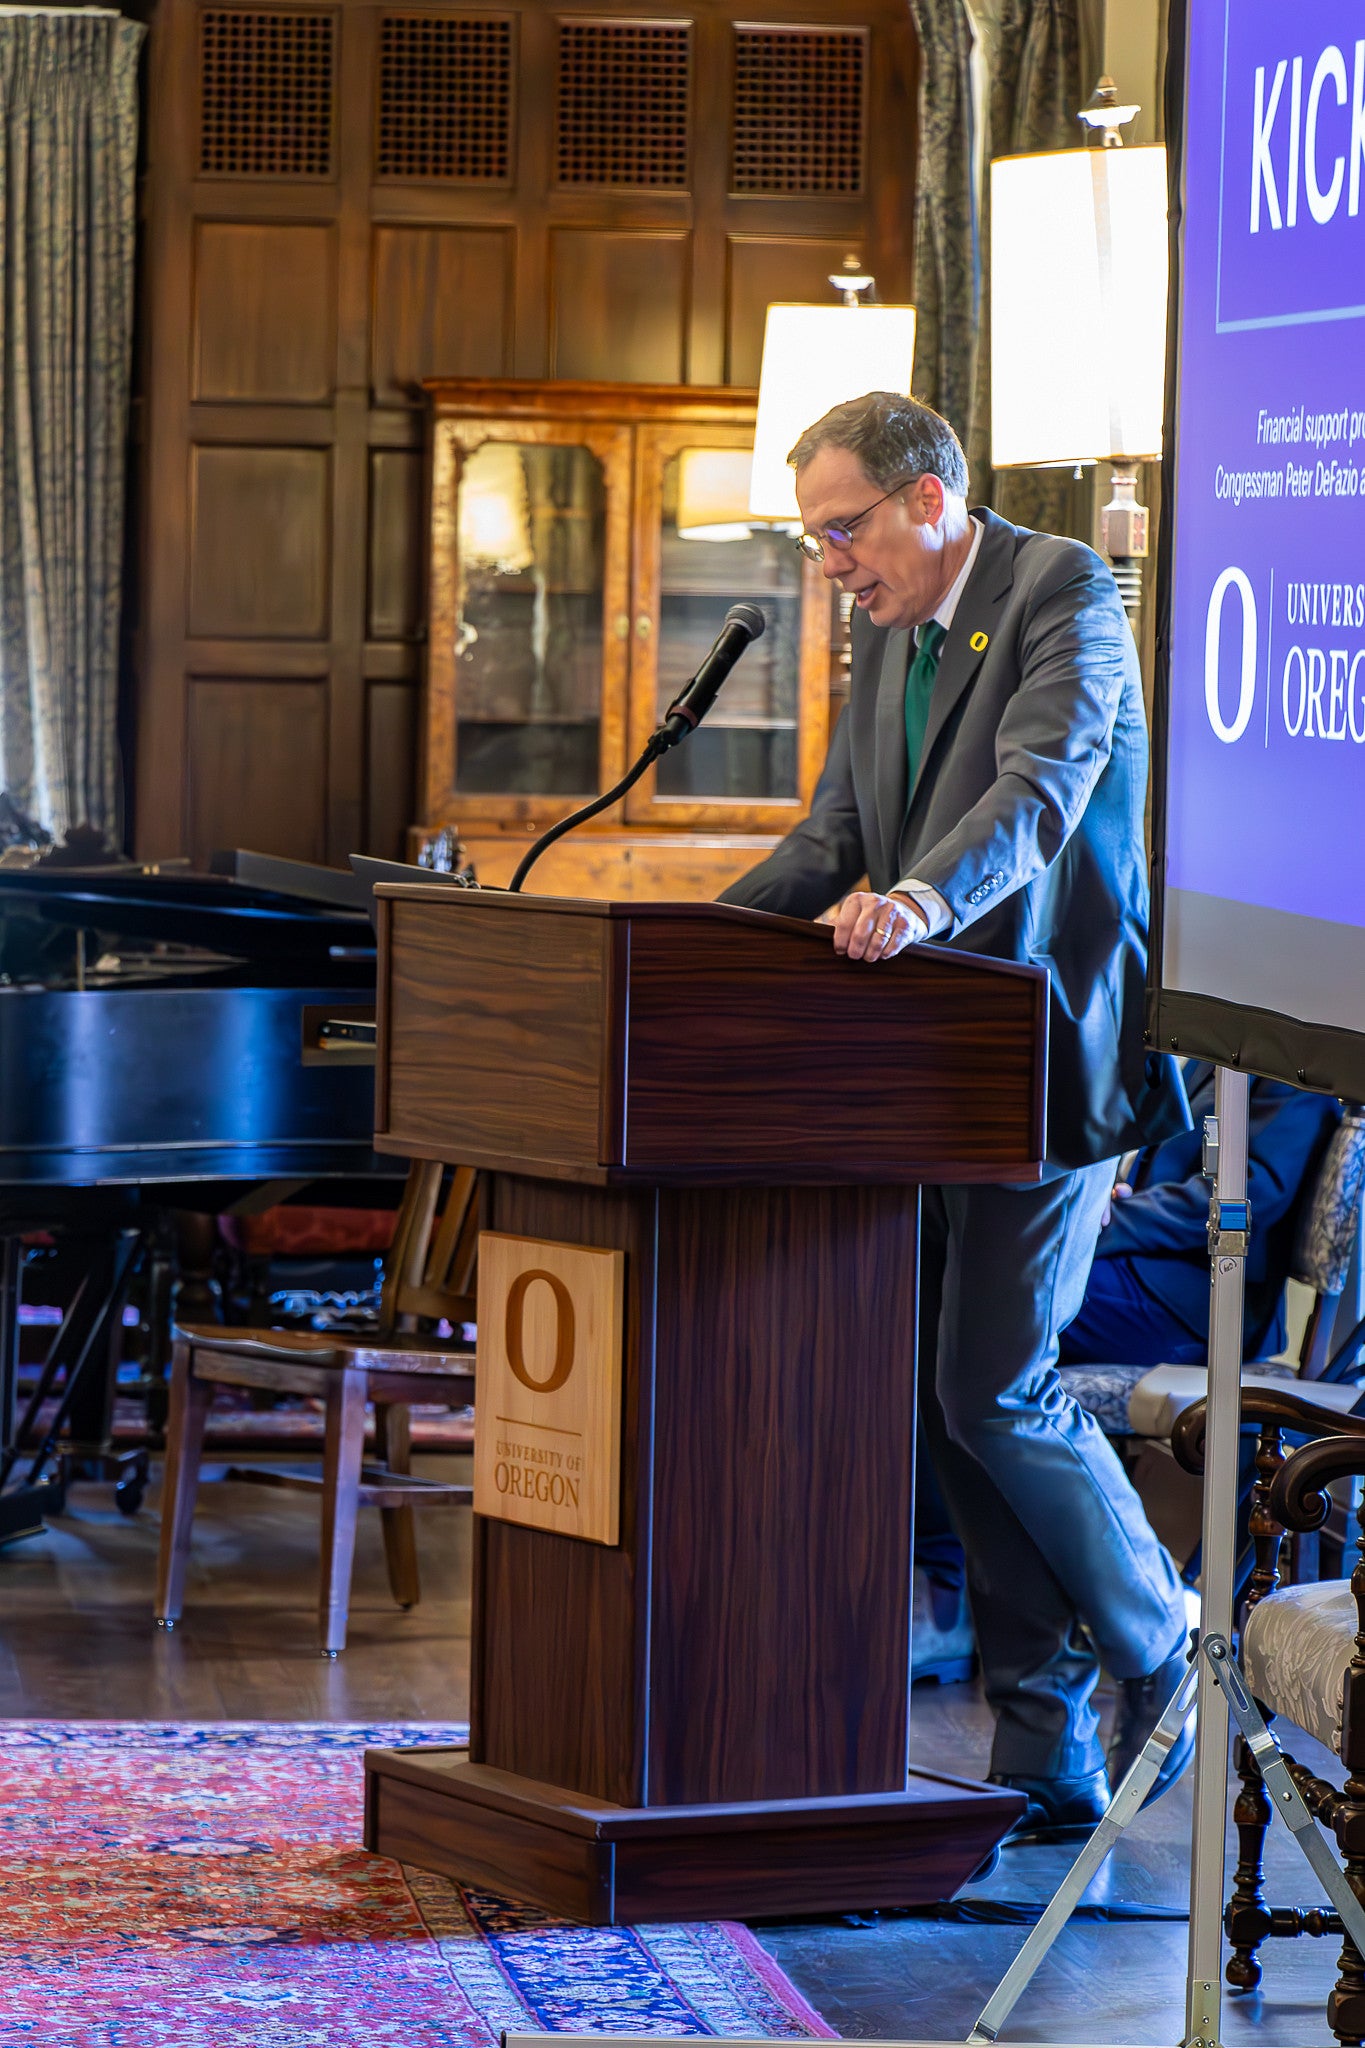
[1059,1061,1341,1370]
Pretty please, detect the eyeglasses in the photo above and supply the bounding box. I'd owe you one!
[794,476,919,563]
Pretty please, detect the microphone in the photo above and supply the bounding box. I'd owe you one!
[657,603,766,751]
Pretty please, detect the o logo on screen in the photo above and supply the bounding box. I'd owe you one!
[504,1268,576,1393]
[1204,567,1258,744]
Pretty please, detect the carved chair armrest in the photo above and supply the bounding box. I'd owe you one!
[1171,1389,1365,1476]
[1268,1435,1365,1533]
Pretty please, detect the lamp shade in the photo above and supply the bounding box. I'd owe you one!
[990,144,1168,467]
[748,303,918,521]
[676,448,755,540]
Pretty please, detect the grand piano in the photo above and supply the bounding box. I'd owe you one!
[0,849,394,1541]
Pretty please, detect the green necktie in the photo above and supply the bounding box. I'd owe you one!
[904,619,947,794]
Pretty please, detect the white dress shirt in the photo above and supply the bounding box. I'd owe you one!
[891,514,985,939]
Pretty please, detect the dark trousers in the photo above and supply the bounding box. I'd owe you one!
[1059,1255,1207,1367]
[915,1169,1188,1777]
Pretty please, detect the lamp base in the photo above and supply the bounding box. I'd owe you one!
[1101,470,1148,624]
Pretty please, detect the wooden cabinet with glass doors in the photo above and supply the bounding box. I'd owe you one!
[415,381,834,900]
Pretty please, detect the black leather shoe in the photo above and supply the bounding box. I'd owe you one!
[986,1766,1111,1844]
[1107,1634,1196,1810]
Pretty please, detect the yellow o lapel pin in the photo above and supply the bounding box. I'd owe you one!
[969,630,989,652]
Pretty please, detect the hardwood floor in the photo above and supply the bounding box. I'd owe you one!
[0,1466,1350,2043]
[766,1675,1351,2045]
[0,1459,471,1721]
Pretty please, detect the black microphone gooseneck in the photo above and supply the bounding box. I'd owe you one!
[508,603,766,894]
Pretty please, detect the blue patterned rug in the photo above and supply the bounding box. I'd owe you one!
[0,1722,835,2046]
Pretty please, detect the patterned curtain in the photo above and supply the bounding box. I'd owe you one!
[0,13,144,845]
[905,0,1086,536]
[903,0,980,475]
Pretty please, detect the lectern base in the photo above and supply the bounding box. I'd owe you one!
[363,1747,1025,1925]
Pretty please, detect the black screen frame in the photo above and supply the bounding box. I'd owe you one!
[1146,0,1365,1104]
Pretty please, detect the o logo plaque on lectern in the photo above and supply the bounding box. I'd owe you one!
[504,1270,576,1393]
[474,1232,624,1546]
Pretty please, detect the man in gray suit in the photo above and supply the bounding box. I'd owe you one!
[720,391,1192,1838]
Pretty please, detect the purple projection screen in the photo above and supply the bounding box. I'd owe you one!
[1153,0,1365,1096]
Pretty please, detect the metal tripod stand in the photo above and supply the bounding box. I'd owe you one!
[966,1629,1365,2044]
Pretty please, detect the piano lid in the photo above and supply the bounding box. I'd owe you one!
[0,850,375,973]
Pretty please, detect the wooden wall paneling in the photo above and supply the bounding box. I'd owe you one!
[188,445,330,639]
[179,639,331,681]
[371,226,514,405]
[198,5,339,179]
[135,0,919,868]
[730,22,868,202]
[363,408,424,746]
[193,220,336,403]
[866,10,918,301]
[181,400,336,449]
[511,4,553,379]
[684,16,732,388]
[364,644,418,684]
[553,17,690,191]
[186,678,329,868]
[374,11,516,185]
[366,679,418,858]
[137,0,199,858]
[549,230,689,385]
[367,447,422,642]
[328,0,378,863]
[724,236,864,386]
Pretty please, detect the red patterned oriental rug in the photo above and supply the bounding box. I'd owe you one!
[0,1722,835,2047]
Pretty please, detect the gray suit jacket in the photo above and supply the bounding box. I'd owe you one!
[720,506,1188,1168]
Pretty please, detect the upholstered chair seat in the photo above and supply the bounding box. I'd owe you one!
[1241,1577,1356,1757]
[1062,1360,1364,1440]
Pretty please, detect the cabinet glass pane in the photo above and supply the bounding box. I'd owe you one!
[655,450,803,801]
[454,442,605,797]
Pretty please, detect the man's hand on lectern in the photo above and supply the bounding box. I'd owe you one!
[831,890,926,963]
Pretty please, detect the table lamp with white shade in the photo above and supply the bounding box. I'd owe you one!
[990,78,1168,620]
[675,448,758,542]
[747,267,918,524]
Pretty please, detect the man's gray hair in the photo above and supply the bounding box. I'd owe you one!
[788,391,969,498]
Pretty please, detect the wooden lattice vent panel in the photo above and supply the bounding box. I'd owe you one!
[732,26,866,194]
[556,19,690,188]
[200,8,335,177]
[376,14,513,180]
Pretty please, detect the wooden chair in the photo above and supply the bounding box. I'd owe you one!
[154,1162,478,1654]
[1172,1391,1365,2036]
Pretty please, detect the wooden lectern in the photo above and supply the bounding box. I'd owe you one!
[364,887,1047,1923]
